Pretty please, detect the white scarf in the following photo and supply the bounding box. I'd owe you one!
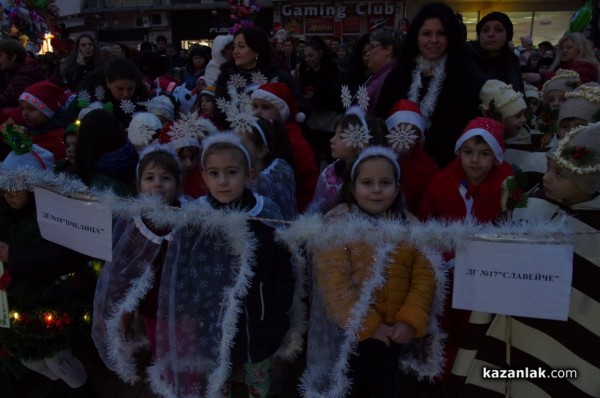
[407,55,447,129]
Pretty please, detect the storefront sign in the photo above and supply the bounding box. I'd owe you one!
[306,16,334,34]
[282,2,395,20]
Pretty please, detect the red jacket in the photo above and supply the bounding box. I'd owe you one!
[285,120,319,212]
[418,157,513,223]
[400,146,438,214]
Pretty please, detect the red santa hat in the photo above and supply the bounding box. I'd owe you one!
[251,82,306,123]
[454,117,505,163]
[18,81,65,119]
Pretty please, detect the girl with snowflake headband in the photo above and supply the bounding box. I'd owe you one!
[304,146,440,398]
[309,105,386,214]
[144,133,294,398]
[67,58,149,127]
[92,144,188,386]
[384,99,439,214]
[156,111,218,199]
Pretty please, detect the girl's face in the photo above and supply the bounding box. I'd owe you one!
[330,125,356,162]
[544,90,566,111]
[78,37,94,58]
[192,55,205,69]
[283,41,294,56]
[352,157,400,216]
[138,163,178,203]
[20,101,48,128]
[559,39,579,64]
[65,134,77,164]
[202,148,254,204]
[303,46,322,70]
[177,147,199,176]
[504,110,526,138]
[543,159,590,205]
[233,34,258,70]
[479,21,507,56]
[200,96,215,115]
[106,78,136,100]
[417,18,448,61]
[3,190,29,210]
[460,137,496,185]
[557,117,587,140]
[252,98,281,121]
[237,131,268,171]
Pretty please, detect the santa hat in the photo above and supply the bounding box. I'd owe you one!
[18,81,65,119]
[550,121,600,194]
[454,117,505,163]
[542,69,581,98]
[251,82,306,123]
[479,80,526,120]
[146,95,175,122]
[558,82,600,125]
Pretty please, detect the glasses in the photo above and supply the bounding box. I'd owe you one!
[79,43,93,47]
[368,42,382,50]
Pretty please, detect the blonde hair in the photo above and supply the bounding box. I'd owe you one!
[550,32,598,71]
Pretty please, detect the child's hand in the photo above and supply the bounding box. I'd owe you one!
[0,242,9,263]
[390,321,416,344]
[370,323,395,347]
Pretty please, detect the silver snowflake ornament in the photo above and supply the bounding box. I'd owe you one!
[341,85,352,109]
[228,73,247,90]
[94,85,106,102]
[387,124,419,152]
[251,71,269,86]
[119,99,136,114]
[356,85,370,111]
[341,122,372,149]
[77,89,91,103]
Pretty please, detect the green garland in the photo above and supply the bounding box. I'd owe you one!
[1,119,32,155]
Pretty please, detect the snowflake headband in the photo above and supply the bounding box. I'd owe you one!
[216,85,258,135]
[385,112,424,152]
[350,146,401,182]
[341,106,372,149]
[253,121,269,150]
[341,84,370,111]
[136,144,181,182]
[167,112,218,150]
[201,132,252,170]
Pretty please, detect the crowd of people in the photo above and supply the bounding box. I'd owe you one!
[1,1,600,398]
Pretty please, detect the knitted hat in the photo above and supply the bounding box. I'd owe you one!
[128,112,163,148]
[479,79,527,120]
[542,69,581,98]
[200,85,216,98]
[550,121,600,194]
[385,99,424,152]
[146,95,175,122]
[558,83,600,125]
[1,121,53,171]
[524,84,540,100]
[251,82,306,123]
[18,81,64,119]
[476,12,513,42]
[455,117,505,163]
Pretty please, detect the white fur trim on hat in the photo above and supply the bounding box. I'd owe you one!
[385,111,425,135]
[251,89,290,121]
[18,92,54,119]
[201,132,252,169]
[350,146,401,182]
[454,128,504,163]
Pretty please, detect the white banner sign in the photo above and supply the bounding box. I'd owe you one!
[0,262,9,328]
[34,187,112,262]
[453,239,573,320]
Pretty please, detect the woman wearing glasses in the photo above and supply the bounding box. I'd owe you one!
[365,27,402,115]
[63,34,103,90]
[375,2,478,168]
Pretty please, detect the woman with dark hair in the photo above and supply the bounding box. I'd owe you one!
[297,35,342,166]
[68,57,148,126]
[73,109,138,196]
[340,33,372,91]
[182,46,208,90]
[62,34,103,90]
[375,2,479,168]
[0,39,44,107]
[215,26,301,102]
[467,11,524,95]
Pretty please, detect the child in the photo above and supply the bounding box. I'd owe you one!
[418,117,513,379]
[419,117,513,223]
[0,128,94,395]
[235,117,297,220]
[251,82,319,212]
[144,132,293,397]
[524,83,541,131]
[54,124,78,174]
[146,95,175,127]
[456,122,600,397]
[306,146,436,397]
[309,106,381,214]
[479,79,529,167]
[385,99,439,214]
[196,85,225,131]
[92,144,185,382]
[18,80,69,160]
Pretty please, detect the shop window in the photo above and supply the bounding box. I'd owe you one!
[531,11,572,47]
